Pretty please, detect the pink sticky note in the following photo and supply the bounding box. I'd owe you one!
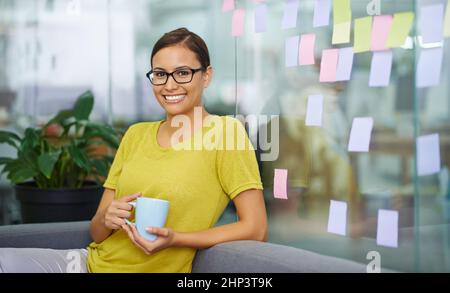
[274,169,288,199]
[232,9,245,37]
[319,49,338,82]
[298,34,316,65]
[222,0,234,12]
[371,15,393,51]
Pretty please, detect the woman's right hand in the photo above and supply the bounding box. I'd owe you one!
[104,192,142,230]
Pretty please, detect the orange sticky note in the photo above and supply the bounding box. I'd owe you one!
[298,34,316,65]
[319,49,339,82]
[274,169,288,199]
[232,9,245,37]
[371,15,393,51]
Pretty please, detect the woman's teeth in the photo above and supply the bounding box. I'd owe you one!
[164,95,185,102]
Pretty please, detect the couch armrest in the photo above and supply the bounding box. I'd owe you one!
[192,240,368,273]
[0,221,92,250]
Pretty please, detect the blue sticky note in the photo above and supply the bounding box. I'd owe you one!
[255,3,268,33]
[282,0,299,29]
[285,36,299,67]
[419,4,444,44]
[417,133,441,176]
[416,47,443,88]
[336,47,354,81]
[369,51,392,87]
[314,0,331,27]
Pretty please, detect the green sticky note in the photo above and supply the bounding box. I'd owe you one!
[333,0,351,24]
[386,12,414,48]
[354,16,372,53]
[332,21,351,44]
[445,3,450,37]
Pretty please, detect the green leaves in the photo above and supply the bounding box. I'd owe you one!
[73,91,94,121]
[0,130,21,149]
[37,150,61,179]
[0,90,119,188]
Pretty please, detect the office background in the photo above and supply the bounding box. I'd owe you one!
[0,0,449,272]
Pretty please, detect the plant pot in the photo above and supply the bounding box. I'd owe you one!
[15,181,102,223]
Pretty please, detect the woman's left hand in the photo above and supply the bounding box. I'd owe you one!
[122,224,175,255]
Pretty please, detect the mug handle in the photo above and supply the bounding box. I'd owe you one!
[124,201,137,225]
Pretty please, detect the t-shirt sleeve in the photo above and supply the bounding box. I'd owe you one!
[216,118,264,200]
[103,126,134,190]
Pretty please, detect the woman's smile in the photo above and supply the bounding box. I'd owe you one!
[163,94,187,104]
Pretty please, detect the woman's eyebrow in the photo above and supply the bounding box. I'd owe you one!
[153,67,167,71]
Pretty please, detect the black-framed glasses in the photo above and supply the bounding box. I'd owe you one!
[146,67,204,85]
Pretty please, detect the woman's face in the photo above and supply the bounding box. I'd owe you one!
[151,45,212,118]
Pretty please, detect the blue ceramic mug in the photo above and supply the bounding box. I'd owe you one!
[125,197,170,241]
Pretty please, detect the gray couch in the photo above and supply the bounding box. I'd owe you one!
[0,221,369,273]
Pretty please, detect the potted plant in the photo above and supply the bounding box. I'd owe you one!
[0,91,120,223]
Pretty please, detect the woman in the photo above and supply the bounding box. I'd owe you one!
[87,28,268,273]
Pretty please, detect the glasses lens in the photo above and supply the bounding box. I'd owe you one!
[150,71,167,85]
[172,69,193,83]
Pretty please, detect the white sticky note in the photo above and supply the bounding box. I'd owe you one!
[419,4,444,44]
[255,3,268,33]
[327,200,347,236]
[377,209,399,248]
[285,36,300,67]
[313,0,331,27]
[348,117,374,152]
[282,0,299,29]
[369,51,393,87]
[417,133,441,176]
[416,47,444,88]
[336,47,354,81]
[305,95,324,126]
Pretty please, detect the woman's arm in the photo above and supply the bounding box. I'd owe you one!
[173,188,268,249]
[123,188,268,254]
[90,188,116,243]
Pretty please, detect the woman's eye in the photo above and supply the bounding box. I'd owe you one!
[154,72,166,78]
[177,70,190,76]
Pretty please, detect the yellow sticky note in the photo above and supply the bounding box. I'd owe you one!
[354,16,372,53]
[386,12,414,48]
[332,21,351,44]
[333,0,351,24]
[445,2,450,37]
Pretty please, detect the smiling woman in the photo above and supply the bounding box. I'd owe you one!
[87,28,268,273]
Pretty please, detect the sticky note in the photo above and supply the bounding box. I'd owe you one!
[348,117,374,152]
[298,34,316,65]
[222,0,234,12]
[305,95,323,126]
[285,36,300,67]
[416,47,443,88]
[371,15,393,51]
[445,2,450,37]
[274,169,288,199]
[319,49,338,82]
[332,21,351,44]
[369,50,392,87]
[354,16,372,53]
[386,12,414,48]
[419,4,444,44]
[333,0,351,24]
[417,133,441,176]
[255,3,268,33]
[282,0,299,29]
[376,209,399,248]
[232,9,245,37]
[327,200,347,236]
[336,47,354,81]
[313,0,331,27]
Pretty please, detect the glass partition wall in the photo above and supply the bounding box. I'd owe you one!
[1,0,449,272]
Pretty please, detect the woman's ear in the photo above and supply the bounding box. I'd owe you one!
[203,66,213,88]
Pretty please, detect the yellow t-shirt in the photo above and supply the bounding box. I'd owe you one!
[87,115,263,273]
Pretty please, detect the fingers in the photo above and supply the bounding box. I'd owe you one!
[123,224,151,255]
[146,227,169,237]
[120,192,142,203]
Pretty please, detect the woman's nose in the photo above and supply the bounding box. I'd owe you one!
[164,75,179,90]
